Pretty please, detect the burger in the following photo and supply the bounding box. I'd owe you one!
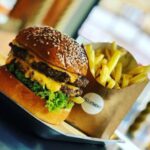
[0,26,89,124]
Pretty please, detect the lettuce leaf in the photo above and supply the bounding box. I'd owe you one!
[7,62,74,111]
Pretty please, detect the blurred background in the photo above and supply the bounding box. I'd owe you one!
[0,0,150,150]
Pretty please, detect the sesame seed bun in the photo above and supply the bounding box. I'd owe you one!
[15,26,88,76]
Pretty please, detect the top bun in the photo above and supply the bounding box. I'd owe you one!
[15,26,88,76]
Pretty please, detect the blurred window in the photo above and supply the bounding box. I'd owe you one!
[78,3,150,65]
[0,0,16,24]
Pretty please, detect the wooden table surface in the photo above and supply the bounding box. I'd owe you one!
[0,31,16,65]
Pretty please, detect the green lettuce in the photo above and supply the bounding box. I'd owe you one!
[7,62,74,112]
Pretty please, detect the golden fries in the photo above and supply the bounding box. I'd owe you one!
[95,54,104,66]
[107,78,116,89]
[128,65,150,75]
[112,41,117,51]
[95,58,107,77]
[95,48,102,57]
[122,74,130,88]
[95,67,101,77]
[84,42,150,89]
[97,64,109,86]
[84,44,95,77]
[70,96,85,104]
[130,73,148,84]
[107,50,122,74]
[115,83,121,89]
[95,54,104,71]
[113,63,122,83]
[101,58,108,65]
[105,49,111,60]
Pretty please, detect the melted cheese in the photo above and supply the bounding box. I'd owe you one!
[70,97,85,104]
[12,41,79,83]
[17,59,79,93]
[15,59,62,92]
[25,68,79,92]
[25,68,62,92]
[31,54,78,83]
[49,65,78,83]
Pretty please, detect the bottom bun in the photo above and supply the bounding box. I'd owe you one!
[0,66,71,125]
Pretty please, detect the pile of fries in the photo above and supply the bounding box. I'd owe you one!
[84,42,150,89]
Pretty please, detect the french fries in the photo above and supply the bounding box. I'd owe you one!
[95,54,104,66]
[70,96,85,104]
[95,54,104,71]
[105,49,111,60]
[95,58,108,77]
[112,41,117,51]
[84,44,95,77]
[101,58,108,65]
[130,73,148,84]
[122,74,130,88]
[115,83,121,89]
[107,78,116,89]
[113,63,122,83]
[128,65,150,75]
[97,64,109,86]
[107,50,122,74]
[95,48,102,57]
[84,42,150,89]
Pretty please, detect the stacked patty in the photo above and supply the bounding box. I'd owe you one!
[9,43,89,97]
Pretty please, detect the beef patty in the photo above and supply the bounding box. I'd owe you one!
[9,43,89,88]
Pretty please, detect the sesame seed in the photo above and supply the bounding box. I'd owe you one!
[19,26,88,74]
